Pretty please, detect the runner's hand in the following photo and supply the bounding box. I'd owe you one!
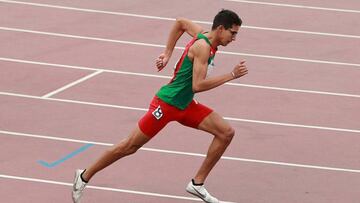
[156,53,170,71]
[231,60,248,79]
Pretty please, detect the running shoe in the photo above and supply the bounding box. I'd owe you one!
[72,169,87,203]
[186,180,220,203]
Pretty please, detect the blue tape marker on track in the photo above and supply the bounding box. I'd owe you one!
[38,143,94,168]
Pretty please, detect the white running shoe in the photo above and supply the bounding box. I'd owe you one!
[186,180,220,203]
[72,169,87,203]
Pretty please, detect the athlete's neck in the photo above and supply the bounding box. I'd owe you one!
[204,32,219,49]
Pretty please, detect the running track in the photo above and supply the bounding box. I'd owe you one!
[1,0,360,202]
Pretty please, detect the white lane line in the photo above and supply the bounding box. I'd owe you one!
[0,91,148,111]
[218,50,360,67]
[1,26,360,68]
[227,83,360,98]
[225,0,360,13]
[0,57,171,79]
[0,26,166,47]
[1,0,360,39]
[242,25,360,39]
[1,129,360,174]
[42,70,103,98]
[0,174,214,202]
[1,57,360,99]
[1,91,360,134]
[224,117,360,134]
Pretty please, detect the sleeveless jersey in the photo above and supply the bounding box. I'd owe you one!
[156,33,217,110]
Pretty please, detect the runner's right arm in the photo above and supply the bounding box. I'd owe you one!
[156,18,204,71]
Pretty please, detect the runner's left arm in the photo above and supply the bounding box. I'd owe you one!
[192,41,248,93]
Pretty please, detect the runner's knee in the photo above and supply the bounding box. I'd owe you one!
[218,127,235,143]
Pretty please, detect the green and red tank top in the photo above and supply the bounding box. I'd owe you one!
[156,33,217,110]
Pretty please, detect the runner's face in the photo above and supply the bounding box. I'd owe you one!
[220,24,240,46]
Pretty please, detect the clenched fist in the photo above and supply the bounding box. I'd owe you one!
[155,53,170,72]
[231,60,248,79]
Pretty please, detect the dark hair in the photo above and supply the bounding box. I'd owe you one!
[211,9,242,30]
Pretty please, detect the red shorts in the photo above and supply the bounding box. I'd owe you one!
[138,96,213,138]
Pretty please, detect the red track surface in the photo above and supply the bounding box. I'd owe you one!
[1,0,360,202]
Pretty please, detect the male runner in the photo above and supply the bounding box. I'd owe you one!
[73,9,248,203]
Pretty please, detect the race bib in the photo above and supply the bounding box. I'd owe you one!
[152,105,163,120]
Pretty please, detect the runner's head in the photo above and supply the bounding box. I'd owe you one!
[212,9,242,46]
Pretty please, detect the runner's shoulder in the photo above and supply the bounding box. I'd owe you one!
[191,39,211,55]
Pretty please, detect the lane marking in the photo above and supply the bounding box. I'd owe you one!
[0,174,228,202]
[38,143,94,168]
[219,50,360,67]
[42,70,103,98]
[1,57,360,98]
[1,0,360,39]
[1,129,360,173]
[242,25,360,39]
[1,27,360,68]
[225,0,360,13]
[227,83,360,98]
[224,117,360,134]
[0,91,360,134]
